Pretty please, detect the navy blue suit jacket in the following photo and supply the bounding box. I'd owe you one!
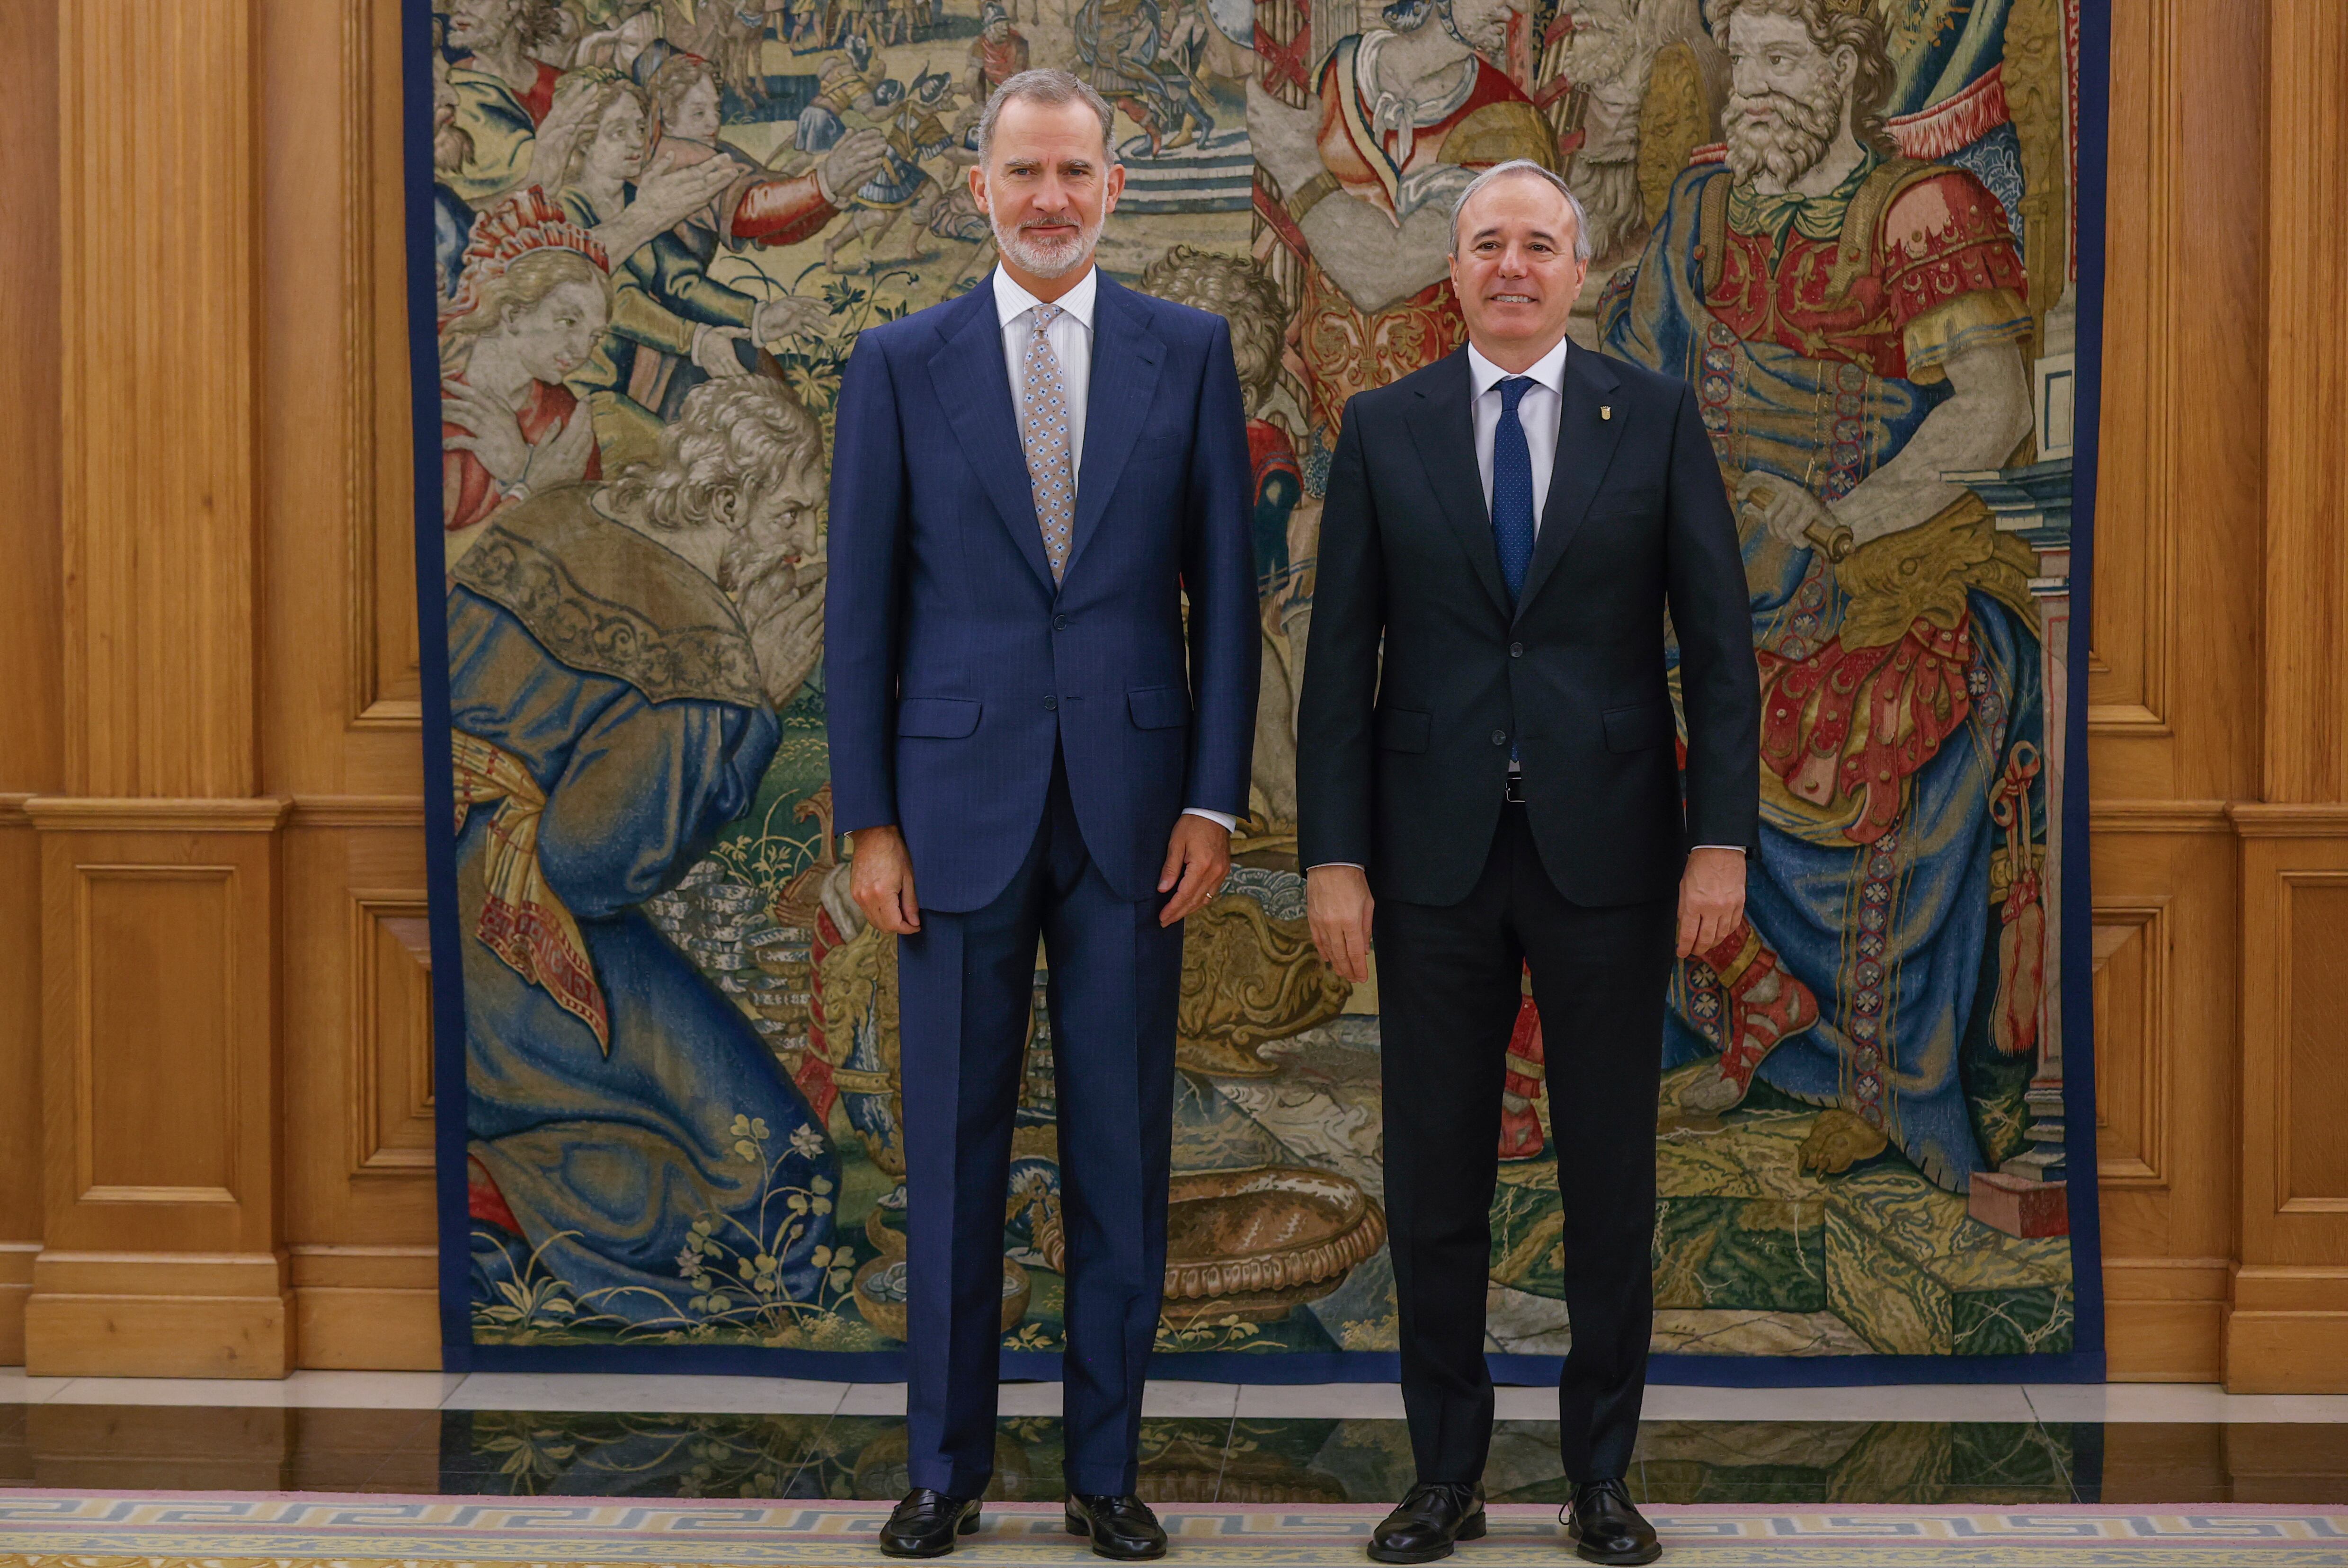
[825,270,1260,913]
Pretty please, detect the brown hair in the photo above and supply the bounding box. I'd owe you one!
[555,72,654,190]
[437,246,612,365]
[647,52,720,128]
[1714,0,1900,156]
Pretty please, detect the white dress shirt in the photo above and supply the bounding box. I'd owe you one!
[1467,335,1570,528]
[1307,331,1741,867]
[992,267,1237,836]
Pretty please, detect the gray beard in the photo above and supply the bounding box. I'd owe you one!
[1724,89,1841,187]
[991,210,1103,279]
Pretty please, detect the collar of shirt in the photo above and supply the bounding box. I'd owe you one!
[993,263,1099,330]
[1465,333,1570,402]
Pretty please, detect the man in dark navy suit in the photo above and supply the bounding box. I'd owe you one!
[825,68,1258,1562]
[1299,161,1761,1567]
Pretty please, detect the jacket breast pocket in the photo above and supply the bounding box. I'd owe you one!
[1375,707,1431,753]
[1602,701,1675,752]
[897,697,982,738]
[1129,684,1192,730]
[1590,482,1664,519]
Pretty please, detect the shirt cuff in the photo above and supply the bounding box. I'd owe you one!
[1693,844,1747,854]
[1183,808,1238,833]
[1306,862,1364,870]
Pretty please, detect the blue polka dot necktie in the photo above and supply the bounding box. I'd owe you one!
[1491,375,1537,605]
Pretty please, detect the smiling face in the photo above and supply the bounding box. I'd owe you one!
[501,277,609,384]
[971,94,1125,285]
[1447,170,1588,365]
[586,94,651,184]
[670,76,723,141]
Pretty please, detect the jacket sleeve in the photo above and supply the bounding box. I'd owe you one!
[823,331,910,836]
[1179,317,1262,820]
[1294,397,1382,871]
[1663,380,1761,853]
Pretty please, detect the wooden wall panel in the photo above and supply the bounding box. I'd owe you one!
[0,0,64,1365]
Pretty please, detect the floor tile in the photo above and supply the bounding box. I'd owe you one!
[287,1407,442,1492]
[444,1372,848,1414]
[997,1381,1062,1416]
[434,1408,836,1497]
[1236,1383,1405,1419]
[44,1372,461,1408]
[1641,1383,2037,1424]
[2026,1382,2348,1424]
[799,1414,1234,1502]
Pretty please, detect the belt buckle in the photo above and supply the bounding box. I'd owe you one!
[1504,772,1526,804]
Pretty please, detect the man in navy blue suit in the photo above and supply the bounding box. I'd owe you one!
[825,68,1258,1562]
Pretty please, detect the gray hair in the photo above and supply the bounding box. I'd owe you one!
[976,68,1119,167]
[1449,160,1592,263]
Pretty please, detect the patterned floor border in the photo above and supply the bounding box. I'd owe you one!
[2,1494,2345,1566]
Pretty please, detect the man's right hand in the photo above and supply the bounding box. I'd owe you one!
[850,824,922,935]
[1306,864,1374,984]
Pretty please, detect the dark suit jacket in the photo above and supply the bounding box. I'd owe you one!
[1296,344,1759,908]
[825,271,1260,913]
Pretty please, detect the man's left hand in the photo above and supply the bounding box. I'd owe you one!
[1676,846,1748,958]
[1157,814,1232,927]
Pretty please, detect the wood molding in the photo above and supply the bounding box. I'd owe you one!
[2090,799,2234,833]
[290,1245,438,1370]
[2262,0,2348,802]
[0,1240,34,1364]
[2102,1256,2229,1382]
[25,797,293,833]
[58,0,262,798]
[2093,901,2171,1186]
[288,795,427,829]
[343,0,422,731]
[2227,803,2348,836]
[349,893,435,1176]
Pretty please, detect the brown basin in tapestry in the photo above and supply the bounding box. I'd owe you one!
[1042,1164,1386,1325]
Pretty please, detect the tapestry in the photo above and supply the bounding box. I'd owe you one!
[412,0,2107,1381]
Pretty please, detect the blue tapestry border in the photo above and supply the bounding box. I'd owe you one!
[408,0,2113,1387]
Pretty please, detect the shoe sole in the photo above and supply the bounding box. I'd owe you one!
[1064,1512,1167,1561]
[879,1508,982,1558]
[1366,1512,1486,1563]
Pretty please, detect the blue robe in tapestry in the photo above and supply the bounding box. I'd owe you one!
[1602,158,2047,1192]
[449,488,838,1328]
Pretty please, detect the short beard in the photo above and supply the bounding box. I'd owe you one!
[717,519,767,597]
[1724,88,1841,187]
[434,120,474,176]
[990,206,1103,279]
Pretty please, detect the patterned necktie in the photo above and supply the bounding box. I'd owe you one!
[1018,303,1076,582]
[1491,375,1537,604]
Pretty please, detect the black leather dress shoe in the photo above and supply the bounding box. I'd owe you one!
[1065,1493,1168,1560]
[1368,1481,1486,1563]
[1564,1478,1659,1565]
[879,1489,982,1558]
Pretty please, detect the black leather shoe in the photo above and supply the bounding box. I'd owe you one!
[1368,1481,1486,1563]
[879,1489,982,1558]
[1564,1478,1659,1565]
[1065,1493,1168,1560]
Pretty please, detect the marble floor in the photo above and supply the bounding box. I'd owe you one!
[2,1375,2346,1504]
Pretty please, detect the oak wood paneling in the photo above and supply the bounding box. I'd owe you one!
[2091,901,2170,1186]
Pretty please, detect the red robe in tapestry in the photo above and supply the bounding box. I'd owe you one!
[443,376,601,534]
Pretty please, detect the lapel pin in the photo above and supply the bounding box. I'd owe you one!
[1601,405,1612,420]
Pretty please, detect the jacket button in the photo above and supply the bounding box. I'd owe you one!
[1044,695,1058,711]
[1054,614,1069,631]
[1491,729,1507,746]
[1510,642,1524,658]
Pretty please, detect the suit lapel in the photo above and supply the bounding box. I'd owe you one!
[928,279,1058,595]
[1065,274,1163,580]
[1407,349,1512,620]
[1513,346,1625,621]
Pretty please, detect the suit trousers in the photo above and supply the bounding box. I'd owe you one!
[1374,802,1675,1487]
[894,749,1184,1497]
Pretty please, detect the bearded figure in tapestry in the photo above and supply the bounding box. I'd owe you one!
[445,202,842,1333]
[1601,0,2048,1192]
